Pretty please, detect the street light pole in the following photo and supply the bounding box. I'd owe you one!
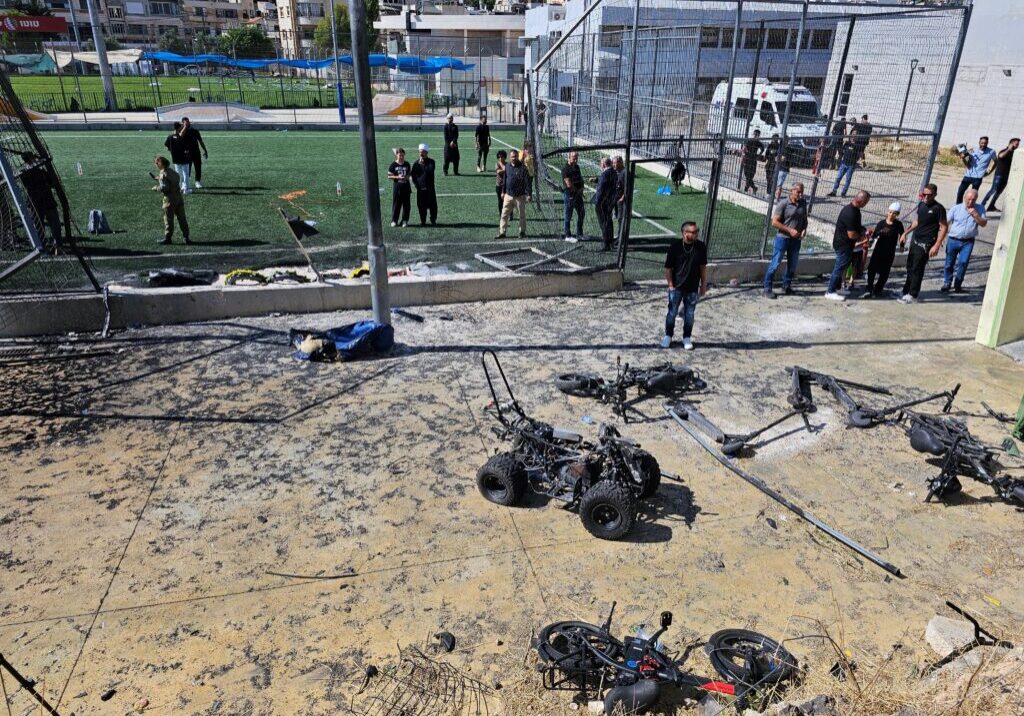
[329,0,347,124]
[348,0,389,324]
[896,58,919,143]
[84,0,117,110]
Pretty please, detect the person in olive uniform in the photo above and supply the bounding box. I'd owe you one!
[152,155,190,245]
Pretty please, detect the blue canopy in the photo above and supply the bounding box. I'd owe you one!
[141,51,474,75]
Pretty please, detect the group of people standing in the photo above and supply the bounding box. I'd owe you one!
[741,131,792,200]
[162,118,209,194]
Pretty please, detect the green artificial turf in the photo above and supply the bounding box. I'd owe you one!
[33,128,762,286]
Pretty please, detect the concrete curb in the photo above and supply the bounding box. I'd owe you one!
[0,269,622,338]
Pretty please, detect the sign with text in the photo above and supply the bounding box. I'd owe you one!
[1,15,69,33]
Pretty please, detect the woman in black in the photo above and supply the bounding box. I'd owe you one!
[863,201,905,298]
[494,150,507,216]
[387,147,412,227]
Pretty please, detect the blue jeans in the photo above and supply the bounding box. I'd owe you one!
[943,238,975,287]
[563,190,584,237]
[665,288,698,338]
[832,163,855,195]
[982,174,1006,208]
[827,244,853,293]
[763,235,801,291]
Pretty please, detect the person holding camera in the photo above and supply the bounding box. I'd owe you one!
[956,136,996,204]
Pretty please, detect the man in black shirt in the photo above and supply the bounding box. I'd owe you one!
[410,143,438,225]
[163,122,191,194]
[852,114,872,168]
[561,151,585,240]
[825,190,871,300]
[593,157,617,251]
[741,130,763,194]
[474,116,491,173]
[179,117,208,190]
[17,154,62,243]
[387,147,412,227]
[661,221,708,351]
[496,149,531,239]
[863,201,905,298]
[982,137,1019,212]
[898,183,948,303]
[443,114,460,175]
[613,155,627,237]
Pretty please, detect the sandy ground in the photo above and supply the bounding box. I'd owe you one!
[2,203,1023,715]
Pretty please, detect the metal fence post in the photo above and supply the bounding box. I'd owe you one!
[618,0,641,270]
[737,20,764,190]
[922,3,971,190]
[685,24,702,168]
[808,15,855,216]
[703,0,743,257]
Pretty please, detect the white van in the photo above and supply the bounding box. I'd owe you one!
[707,78,827,162]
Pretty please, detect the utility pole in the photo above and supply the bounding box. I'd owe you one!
[84,0,117,110]
[328,0,347,123]
[348,0,389,324]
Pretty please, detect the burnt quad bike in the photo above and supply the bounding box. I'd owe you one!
[477,351,661,540]
[555,359,706,422]
[534,602,798,714]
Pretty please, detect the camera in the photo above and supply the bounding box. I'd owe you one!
[956,143,969,156]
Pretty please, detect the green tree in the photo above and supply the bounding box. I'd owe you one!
[219,26,274,58]
[157,29,187,54]
[190,33,220,54]
[314,0,378,56]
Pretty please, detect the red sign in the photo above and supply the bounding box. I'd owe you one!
[0,15,69,33]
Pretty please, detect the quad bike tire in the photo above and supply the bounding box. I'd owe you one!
[642,370,677,395]
[705,628,798,687]
[603,679,661,715]
[635,451,661,499]
[579,481,637,540]
[555,373,604,397]
[476,453,527,507]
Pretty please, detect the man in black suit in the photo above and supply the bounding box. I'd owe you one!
[443,114,460,175]
[593,157,618,251]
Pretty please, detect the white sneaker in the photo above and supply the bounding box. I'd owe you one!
[195,181,203,189]
[860,290,874,299]
[660,335,671,349]
[390,221,397,227]
[401,221,408,227]
[683,338,694,351]
[824,292,845,301]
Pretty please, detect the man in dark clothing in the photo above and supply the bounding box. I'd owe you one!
[898,183,948,303]
[17,155,62,244]
[851,114,872,167]
[443,114,460,175]
[661,221,708,351]
[828,117,847,169]
[982,137,1019,212]
[496,149,531,239]
[179,117,208,190]
[387,147,412,227]
[825,190,871,300]
[411,143,438,225]
[828,138,859,197]
[762,183,808,298]
[741,130,763,193]
[474,116,491,172]
[613,155,627,237]
[561,151,585,240]
[593,157,617,251]
[863,201,905,298]
[163,122,191,194]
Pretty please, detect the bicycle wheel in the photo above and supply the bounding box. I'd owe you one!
[536,621,625,678]
[555,373,604,397]
[705,629,797,688]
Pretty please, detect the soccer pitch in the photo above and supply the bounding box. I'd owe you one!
[38,128,757,284]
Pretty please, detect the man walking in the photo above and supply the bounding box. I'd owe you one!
[411,143,438,226]
[941,187,987,293]
[594,157,617,251]
[496,149,530,239]
[898,183,948,303]
[474,116,491,172]
[825,190,871,301]
[387,147,412,227]
[561,151,585,241]
[956,136,996,204]
[982,137,1019,212]
[661,221,708,350]
[179,117,208,190]
[152,155,190,245]
[163,122,191,194]
[741,130,763,194]
[762,183,808,298]
[443,114,460,176]
[852,114,872,168]
[828,137,859,197]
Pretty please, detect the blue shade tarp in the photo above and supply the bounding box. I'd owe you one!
[141,51,474,75]
[289,321,394,362]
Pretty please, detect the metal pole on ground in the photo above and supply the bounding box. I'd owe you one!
[896,59,919,143]
[923,4,971,190]
[83,0,117,111]
[329,0,347,124]
[348,0,389,325]
[808,15,854,216]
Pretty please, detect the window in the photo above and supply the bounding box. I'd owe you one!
[149,1,179,16]
[733,97,754,121]
[560,86,572,103]
[775,100,820,124]
[743,28,762,50]
[838,73,853,117]
[767,28,788,49]
[810,29,831,50]
[107,6,123,18]
[127,23,146,34]
[760,102,776,126]
[125,1,144,13]
[700,26,720,48]
[720,27,734,48]
[595,75,619,92]
[223,8,237,17]
[296,2,324,18]
[193,7,204,16]
[601,25,623,49]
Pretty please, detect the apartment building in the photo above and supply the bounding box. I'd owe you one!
[274,0,325,58]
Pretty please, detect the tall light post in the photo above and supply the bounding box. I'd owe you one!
[896,58,924,143]
[84,0,117,110]
[328,0,347,124]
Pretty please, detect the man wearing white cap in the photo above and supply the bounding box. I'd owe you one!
[443,114,460,175]
[411,143,438,225]
[862,201,905,298]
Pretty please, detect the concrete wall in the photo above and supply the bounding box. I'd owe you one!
[977,158,1024,348]
[942,64,1024,147]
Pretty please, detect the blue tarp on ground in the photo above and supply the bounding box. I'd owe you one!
[289,321,395,362]
[141,52,474,75]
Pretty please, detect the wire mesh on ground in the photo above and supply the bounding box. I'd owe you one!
[527,0,970,267]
